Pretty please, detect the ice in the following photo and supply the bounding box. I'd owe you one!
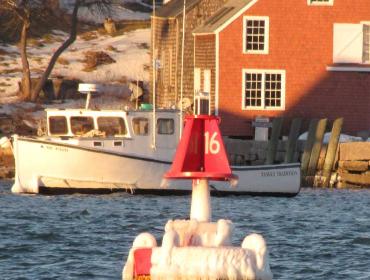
[123,219,273,280]
[298,132,368,143]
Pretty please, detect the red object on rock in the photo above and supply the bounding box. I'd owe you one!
[134,248,152,276]
[165,115,237,181]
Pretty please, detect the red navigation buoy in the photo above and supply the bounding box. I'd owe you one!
[165,115,237,222]
[165,115,237,181]
[122,115,273,280]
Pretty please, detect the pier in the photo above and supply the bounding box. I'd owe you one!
[224,117,370,189]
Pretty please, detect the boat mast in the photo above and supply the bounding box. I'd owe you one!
[179,0,186,139]
[152,0,157,149]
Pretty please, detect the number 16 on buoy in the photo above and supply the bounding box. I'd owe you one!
[165,115,238,222]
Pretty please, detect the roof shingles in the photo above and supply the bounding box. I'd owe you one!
[193,0,254,34]
[155,0,201,18]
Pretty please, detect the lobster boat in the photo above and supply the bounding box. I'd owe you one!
[11,84,300,196]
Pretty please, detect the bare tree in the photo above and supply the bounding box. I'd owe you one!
[0,0,113,101]
[1,0,35,99]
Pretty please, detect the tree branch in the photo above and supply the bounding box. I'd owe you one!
[31,0,81,101]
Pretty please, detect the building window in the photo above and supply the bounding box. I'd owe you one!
[242,69,285,110]
[333,23,370,64]
[308,0,334,6]
[243,16,269,54]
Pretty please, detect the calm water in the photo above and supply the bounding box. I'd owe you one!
[1,180,370,280]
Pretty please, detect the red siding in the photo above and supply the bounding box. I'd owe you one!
[218,0,370,136]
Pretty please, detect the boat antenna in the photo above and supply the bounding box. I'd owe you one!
[179,0,186,139]
[152,0,157,149]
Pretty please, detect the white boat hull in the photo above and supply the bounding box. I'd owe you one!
[12,136,301,196]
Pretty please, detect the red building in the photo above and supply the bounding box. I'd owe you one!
[193,0,370,137]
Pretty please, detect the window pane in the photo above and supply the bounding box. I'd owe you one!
[70,117,94,135]
[264,73,283,108]
[97,117,127,136]
[49,116,68,135]
[244,72,263,108]
[245,19,267,52]
[157,118,174,135]
[132,118,149,135]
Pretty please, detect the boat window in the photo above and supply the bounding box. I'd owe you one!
[93,141,103,147]
[157,118,174,135]
[49,116,68,135]
[132,118,149,135]
[114,141,123,147]
[97,117,127,136]
[70,116,94,135]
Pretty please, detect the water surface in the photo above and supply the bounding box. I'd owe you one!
[1,180,370,279]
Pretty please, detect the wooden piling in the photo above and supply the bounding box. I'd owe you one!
[321,118,343,188]
[301,119,318,183]
[284,118,302,163]
[265,117,283,165]
[307,118,327,187]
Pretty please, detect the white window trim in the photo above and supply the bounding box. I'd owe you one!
[243,16,269,55]
[242,69,286,111]
[307,0,334,6]
[326,66,370,72]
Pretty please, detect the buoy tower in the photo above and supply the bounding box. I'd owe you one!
[122,115,273,280]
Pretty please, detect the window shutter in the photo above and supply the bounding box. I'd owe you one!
[203,70,211,93]
[194,68,201,94]
[333,23,363,63]
[363,24,370,63]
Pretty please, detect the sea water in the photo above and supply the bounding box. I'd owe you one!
[0,180,370,279]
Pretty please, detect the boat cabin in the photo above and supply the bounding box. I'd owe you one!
[45,109,181,158]
[47,109,130,138]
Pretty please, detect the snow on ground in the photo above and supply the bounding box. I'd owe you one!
[60,0,150,22]
[0,27,150,104]
[298,132,370,142]
[53,28,150,83]
[77,4,149,23]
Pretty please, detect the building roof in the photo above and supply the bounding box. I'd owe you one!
[155,0,201,18]
[193,0,255,34]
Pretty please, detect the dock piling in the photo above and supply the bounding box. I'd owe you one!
[284,118,302,163]
[307,118,327,187]
[265,117,283,165]
[301,119,318,185]
[321,118,343,188]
